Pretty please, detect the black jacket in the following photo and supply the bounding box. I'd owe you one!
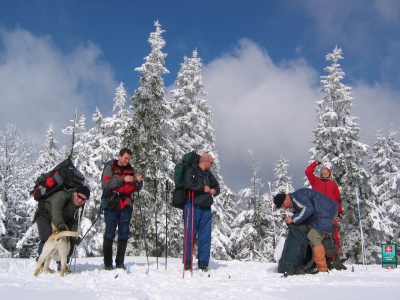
[183,165,220,208]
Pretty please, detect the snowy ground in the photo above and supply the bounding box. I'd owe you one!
[0,256,399,300]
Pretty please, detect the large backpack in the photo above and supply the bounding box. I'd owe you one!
[278,225,314,276]
[100,159,119,210]
[31,157,85,200]
[172,151,200,209]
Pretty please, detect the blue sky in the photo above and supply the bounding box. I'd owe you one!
[1,0,400,191]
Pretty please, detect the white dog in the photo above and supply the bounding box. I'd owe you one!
[34,230,81,277]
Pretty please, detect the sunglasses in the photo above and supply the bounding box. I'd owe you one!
[77,194,88,201]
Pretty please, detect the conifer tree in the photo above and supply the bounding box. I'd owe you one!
[365,129,396,261]
[368,127,400,251]
[271,156,294,249]
[125,21,174,256]
[17,124,61,258]
[310,46,371,262]
[230,151,272,262]
[170,49,235,259]
[0,124,36,257]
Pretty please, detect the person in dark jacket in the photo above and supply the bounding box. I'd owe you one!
[183,153,220,272]
[274,188,338,273]
[35,185,90,272]
[101,148,142,270]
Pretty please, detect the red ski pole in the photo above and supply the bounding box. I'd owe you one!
[182,191,191,278]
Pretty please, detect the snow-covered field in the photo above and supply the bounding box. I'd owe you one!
[1,256,399,300]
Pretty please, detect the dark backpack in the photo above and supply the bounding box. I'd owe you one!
[172,151,200,209]
[31,157,85,200]
[278,225,314,276]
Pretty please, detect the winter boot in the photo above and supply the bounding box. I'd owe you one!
[103,238,114,270]
[115,239,128,270]
[334,257,347,270]
[314,245,328,272]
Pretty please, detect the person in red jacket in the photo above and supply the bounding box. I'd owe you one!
[305,161,346,270]
[101,148,143,270]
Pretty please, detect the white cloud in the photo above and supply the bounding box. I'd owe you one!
[0,28,117,147]
[352,82,400,145]
[203,39,400,192]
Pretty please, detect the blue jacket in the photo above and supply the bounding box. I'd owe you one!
[290,188,338,233]
[183,165,220,208]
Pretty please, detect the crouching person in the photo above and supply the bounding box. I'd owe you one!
[274,188,338,273]
[34,185,90,272]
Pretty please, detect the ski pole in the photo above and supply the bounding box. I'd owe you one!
[182,191,191,278]
[268,182,276,249]
[69,205,83,270]
[154,179,158,270]
[138,190,150,273]
[356,187,367,268]
[165,180,169,270]
[190,190,194,277]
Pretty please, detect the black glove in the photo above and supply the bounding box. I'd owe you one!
[316,161,321,165]
[58,225,67,232]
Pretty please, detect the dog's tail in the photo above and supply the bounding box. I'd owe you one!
[55,231,82,240]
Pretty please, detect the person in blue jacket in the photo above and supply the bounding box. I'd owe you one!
[274,188,338,273]
[183,153,220,272]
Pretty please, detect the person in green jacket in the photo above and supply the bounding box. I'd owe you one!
[34,185,90,272]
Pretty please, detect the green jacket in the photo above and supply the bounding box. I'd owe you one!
[44,189,84,231]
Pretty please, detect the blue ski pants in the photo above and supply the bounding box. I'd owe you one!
[183,204,212,267]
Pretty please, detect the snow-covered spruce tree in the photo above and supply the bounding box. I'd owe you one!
[230,150,273,262]
[310,46,372,263]
[369,127,400,247]
[0,124,36,257]
[79,82,132,257]
[270,156,294,248]
[62,112,102,258]
[125,21,175,258]
[17,124,61,258]
[170,49,235,260]
[365,128,397,262]
[384,126,400,248]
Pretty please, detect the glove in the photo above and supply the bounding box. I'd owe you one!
[58,225,67,232]
[316,161,321,165]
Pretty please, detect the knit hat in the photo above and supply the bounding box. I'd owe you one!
[273,193,286,208]
[75,185,90,199]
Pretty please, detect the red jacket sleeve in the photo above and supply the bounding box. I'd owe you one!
[305,161,319,186]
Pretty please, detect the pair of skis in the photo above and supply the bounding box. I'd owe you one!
[182,190,195,278]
